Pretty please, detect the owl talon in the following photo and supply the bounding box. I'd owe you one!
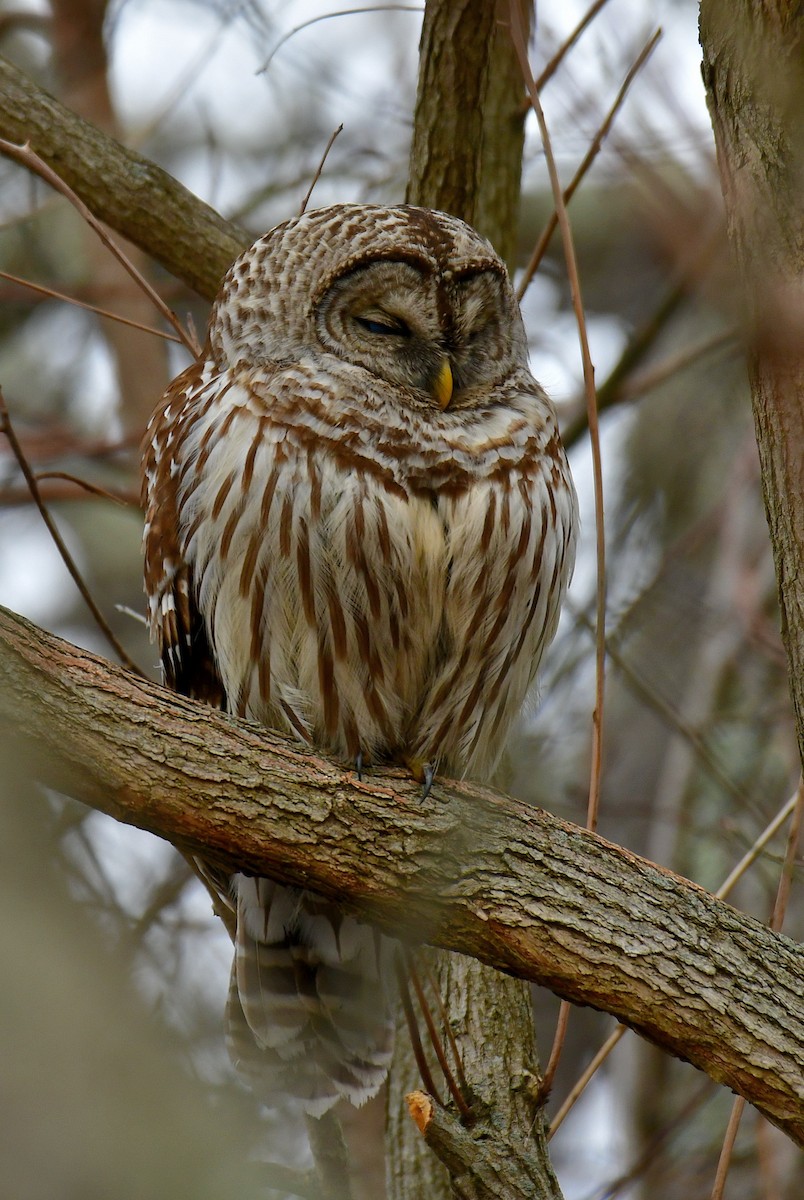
[404,756,435,801]
[354,751,364,782]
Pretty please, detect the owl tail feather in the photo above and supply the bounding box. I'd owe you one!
[226,875,394,1116]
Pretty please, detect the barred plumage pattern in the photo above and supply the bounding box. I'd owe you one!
[142,204,578,1115]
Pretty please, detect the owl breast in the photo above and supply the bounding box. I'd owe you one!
[176,377,446,763]
[171,360,575,781]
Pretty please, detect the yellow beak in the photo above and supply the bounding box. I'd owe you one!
[433,358,453,410]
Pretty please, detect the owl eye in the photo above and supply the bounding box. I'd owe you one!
[354,314,411,337]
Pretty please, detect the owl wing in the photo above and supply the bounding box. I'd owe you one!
[141,361,397,1115]
[141,362,226,709]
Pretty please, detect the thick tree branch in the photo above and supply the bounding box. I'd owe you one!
[0,55,249,299]
[1,602,802,1146]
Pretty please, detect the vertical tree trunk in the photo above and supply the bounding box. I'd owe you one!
[406,0,528,269]
[389,4,562,1197]
[699,1,804,763]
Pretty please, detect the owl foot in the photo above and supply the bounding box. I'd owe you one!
[404,756,435,801]
[354,751,364,782]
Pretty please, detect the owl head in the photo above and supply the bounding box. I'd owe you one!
[208,204,530,411]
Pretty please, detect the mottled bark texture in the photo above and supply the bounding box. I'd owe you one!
[406,0,528,269]
[700,1,804,765]
[1,604,802,1149]
[0,55,248,300]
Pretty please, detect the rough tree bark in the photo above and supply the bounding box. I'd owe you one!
[406,0,528,269]
[699,0,804,765]
[0,605,802,1149]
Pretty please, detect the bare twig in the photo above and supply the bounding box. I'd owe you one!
[259,6,423,74]
[0,389,143,675]
[420,956,470,1098]
[548,1023,626,1137]
[299,124,344,215]
[561,224,722,449]
[0,268,183,343]
[394,949,443,1105]
[534,0,612,92]
[768,776,803,934]
[710,1097,748,1200]
[509,3,607,1093]
[509,3,606,837]
[602,1080,717,1199]
[716,790,801,901]
[404,950,472,1120]
[537,999,571,1104]
[35,472,134,506]
[0,482,140,508]
[517,29,661,299]
[0,139,200,355]
[617,327,739,402]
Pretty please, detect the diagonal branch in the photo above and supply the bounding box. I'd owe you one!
[0,55,248,300]
[0,601,802,1147]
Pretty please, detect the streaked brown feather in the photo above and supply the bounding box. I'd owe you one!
[141,203,578,1117]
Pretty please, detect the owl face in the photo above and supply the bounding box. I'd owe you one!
[210,205,530,412]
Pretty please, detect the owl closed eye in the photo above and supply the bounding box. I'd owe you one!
[312,254,525,405]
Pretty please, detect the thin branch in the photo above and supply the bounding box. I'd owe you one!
[617,327,740,402]
[0,391,143,675]
[517,29,661,299]
[34,472,134,506]
[299,124,344,215]
[548,1023,625,1137]
[420,956,470,1098]
[768,776,803,934]
[510,0,608,1093]
[259,6,423,74]
[602,1079,716,1199]
[509,4,606,837]
[0,482,140,508]
[561,225,722,449]
[572,604,758,816]
[395,950,444,1105]
[405,949,472,1120]
[0,268,183,343]
[710,1097,747,1200]
[717,790,801,901]
[534,0,612,92]
[537,1000,571,1104]
[0,139,200,356]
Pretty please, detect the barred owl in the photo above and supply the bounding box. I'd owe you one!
[142,204,578,1115]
